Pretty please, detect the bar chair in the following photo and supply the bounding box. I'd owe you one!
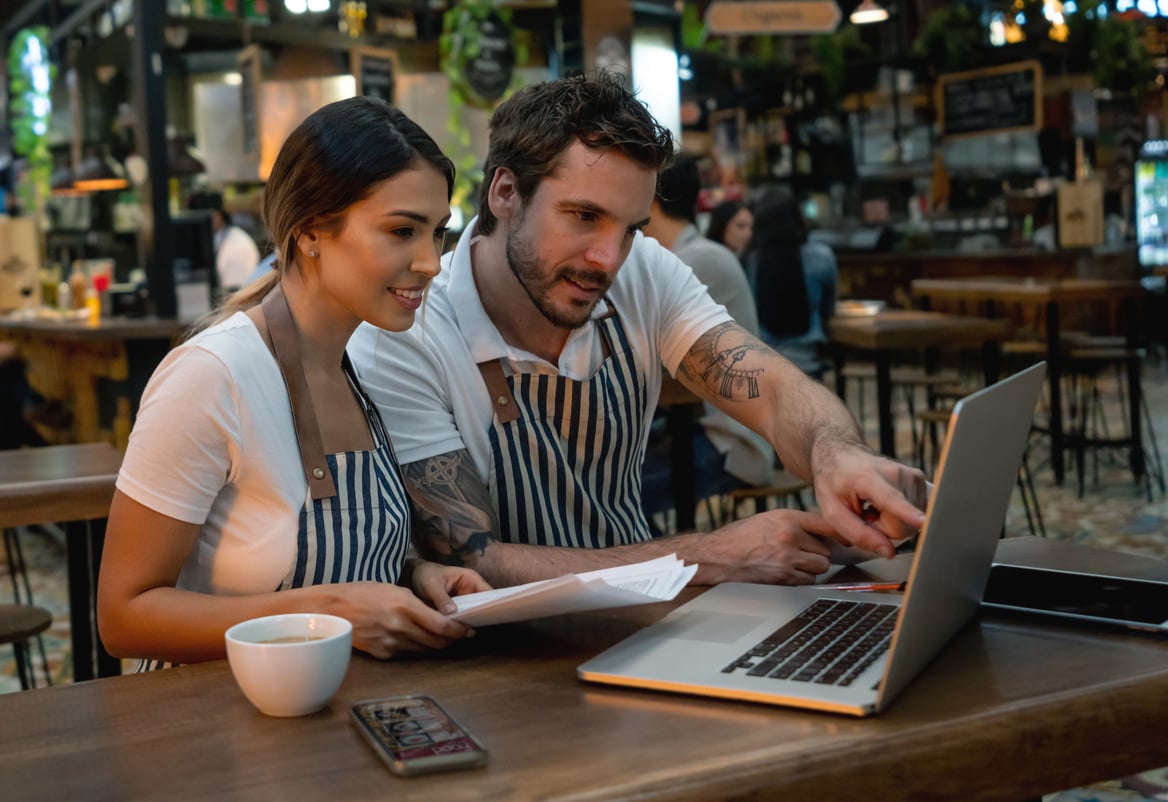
[702,470,810,528]
[0,602,52,690]
[3,526,54,687]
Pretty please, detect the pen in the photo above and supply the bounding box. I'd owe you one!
[821,581,906,592]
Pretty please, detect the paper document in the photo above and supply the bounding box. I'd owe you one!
[450,554,697,627]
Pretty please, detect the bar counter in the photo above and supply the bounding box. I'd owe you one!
[0,314,188,448]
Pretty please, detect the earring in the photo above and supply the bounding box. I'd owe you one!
[309,249,318,258]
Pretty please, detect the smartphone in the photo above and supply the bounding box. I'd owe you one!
[350,695,488,776]
[981,564,1168,635]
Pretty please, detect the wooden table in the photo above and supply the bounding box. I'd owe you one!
[0,315,186,449]
[3,537,1167,801]
[911,278,1146,484]
[0,443,123,681]
[828,310,1015,457]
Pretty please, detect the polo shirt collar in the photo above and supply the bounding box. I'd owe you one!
[446,216,611,366]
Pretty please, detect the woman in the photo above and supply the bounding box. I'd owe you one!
[706,200,753,259]
[97,97,489,668]
[745,192,837,381]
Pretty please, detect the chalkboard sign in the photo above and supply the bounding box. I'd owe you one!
[464,13,515,103]
[237,45,262,158]
[350,47,398,105]
[936,60,1042,139]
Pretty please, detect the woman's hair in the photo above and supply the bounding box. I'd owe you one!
[476,72,674,236]
[706,200,747,247]
[748,192,811,338]
[188,97,454,336]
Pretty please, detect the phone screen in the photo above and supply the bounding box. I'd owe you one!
[351,695,487,775]
[982,565,1168,628]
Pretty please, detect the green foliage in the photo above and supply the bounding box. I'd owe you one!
[439,0,528,219]
[1090,16,1156,95]
[7,26,55,217]
[912,4,985,74]
[811,25,869,99]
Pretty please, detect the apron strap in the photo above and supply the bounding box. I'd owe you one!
[475,301,624,422]
[262,284,337,499]
[477,359,520,424]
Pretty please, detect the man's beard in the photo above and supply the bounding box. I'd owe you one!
[504,221,611,330]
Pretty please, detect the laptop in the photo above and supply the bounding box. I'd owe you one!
[579,362,1046,716]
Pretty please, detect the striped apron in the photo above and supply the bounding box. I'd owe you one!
[138,287,410,671]
[477,311,653,548]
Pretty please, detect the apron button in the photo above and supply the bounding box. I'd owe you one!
[312,467,325,479]
[497,396,509,406]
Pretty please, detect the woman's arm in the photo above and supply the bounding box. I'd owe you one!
[96,491,477,663]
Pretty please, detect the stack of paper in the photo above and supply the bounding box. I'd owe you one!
[449,554,697,627]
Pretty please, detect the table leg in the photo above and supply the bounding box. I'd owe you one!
[65,518,121,681]
[666,403,699,533]
[832,345,847,402]
[981,342,1001,385]
[1045,301,1065,484]
[875,350,895,457]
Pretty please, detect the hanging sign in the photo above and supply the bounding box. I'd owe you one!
[463,12,515,102]
[705,1,841,34]
[350,46,398,104]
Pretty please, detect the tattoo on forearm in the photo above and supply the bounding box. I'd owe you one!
[402,450,497,568]
[678,321,766,401]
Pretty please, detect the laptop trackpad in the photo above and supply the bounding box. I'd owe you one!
[653,611,769,644]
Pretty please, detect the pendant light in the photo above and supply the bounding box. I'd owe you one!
[850,0,890,24]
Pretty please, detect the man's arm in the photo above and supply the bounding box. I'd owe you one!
[402,448,838,587]
[674,321,927,556]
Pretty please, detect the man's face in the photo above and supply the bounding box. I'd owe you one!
[501,142,657,329]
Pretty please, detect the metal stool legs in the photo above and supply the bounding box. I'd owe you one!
[3,527,53,688]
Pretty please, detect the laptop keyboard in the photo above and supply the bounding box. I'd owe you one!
[722,598,898,686]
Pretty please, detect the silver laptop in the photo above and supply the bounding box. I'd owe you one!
[579,362,1046,716]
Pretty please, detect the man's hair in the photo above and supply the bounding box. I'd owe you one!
[476,72,675,236]
[654,153,700,223]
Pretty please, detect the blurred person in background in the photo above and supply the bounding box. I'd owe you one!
[706,199,753,260]
[641,154,775,522]
[745,191,837,381]
[188,190,262,292]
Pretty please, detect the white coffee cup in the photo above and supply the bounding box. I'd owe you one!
[225,613,352,717]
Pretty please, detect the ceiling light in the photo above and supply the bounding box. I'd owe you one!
[850,0,890,23]
[307,0,330,11]
[284,0,308,13]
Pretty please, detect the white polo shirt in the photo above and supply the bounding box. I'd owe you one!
[348,219,732,484]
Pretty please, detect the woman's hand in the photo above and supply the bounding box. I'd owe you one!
[323,581,479,660]
[409,559,493,615]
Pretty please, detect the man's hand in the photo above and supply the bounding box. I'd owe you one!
[810,442,929,559]
[683,509,838,585]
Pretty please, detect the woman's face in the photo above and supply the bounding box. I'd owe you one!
[311,163,451,333]
[724,207,753,255]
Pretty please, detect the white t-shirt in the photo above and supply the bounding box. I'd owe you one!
[348,219,732,486]
[215,225,261,290]
[117,313,307,595]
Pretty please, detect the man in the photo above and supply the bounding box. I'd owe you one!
[349,73,926,588]
[187,191,261,291]
[640,154,774,516]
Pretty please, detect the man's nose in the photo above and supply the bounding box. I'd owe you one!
[583,231,626,272]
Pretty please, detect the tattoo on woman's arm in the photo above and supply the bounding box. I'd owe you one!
[402,450,497,567]
[678,322,767,401]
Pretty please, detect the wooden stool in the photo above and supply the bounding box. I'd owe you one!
[705,471,810,527]
[0,603,52,689]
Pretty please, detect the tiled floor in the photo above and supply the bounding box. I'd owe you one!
[3,355,1168,800]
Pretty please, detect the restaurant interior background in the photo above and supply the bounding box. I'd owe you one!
[4,1,1168,798]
